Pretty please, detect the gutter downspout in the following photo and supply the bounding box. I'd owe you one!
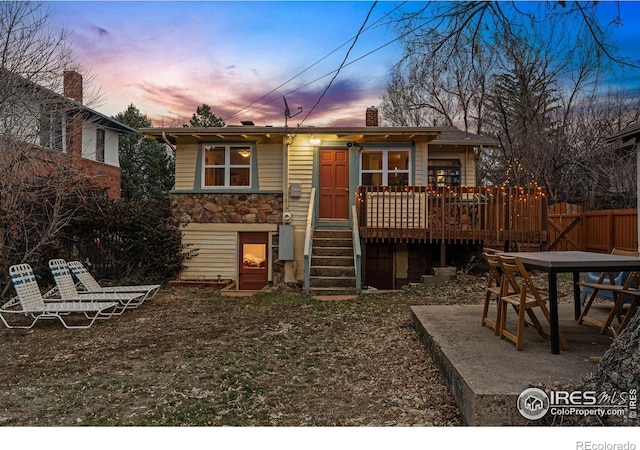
[284,135,291,213]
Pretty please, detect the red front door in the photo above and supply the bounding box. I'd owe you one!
[319,149,349,219]
[238,232,269,290]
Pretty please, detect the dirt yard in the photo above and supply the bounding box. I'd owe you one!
[0,277,502,426]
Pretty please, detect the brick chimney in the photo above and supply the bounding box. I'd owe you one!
[366,106,378,126]
[63,70,83,104]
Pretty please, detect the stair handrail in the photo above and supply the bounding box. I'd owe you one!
[303,188,316,294]
[351,205,362,294]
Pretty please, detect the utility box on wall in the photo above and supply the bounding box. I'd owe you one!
[278,225,294,260]
[289,183,302,198]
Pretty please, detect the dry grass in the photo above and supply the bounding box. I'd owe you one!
[0,272,574,426]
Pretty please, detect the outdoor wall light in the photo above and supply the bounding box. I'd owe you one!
[309,135,321,146]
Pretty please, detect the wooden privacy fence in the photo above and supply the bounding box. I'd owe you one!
[547,203,638,253]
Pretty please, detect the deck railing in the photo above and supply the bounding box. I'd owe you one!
[356,185,548,246]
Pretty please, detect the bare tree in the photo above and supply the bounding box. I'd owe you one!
[381,27,495,133]
[0,2,101,296]
[483,41,562,188]
[557,89,640,208]
[383,2,640,396]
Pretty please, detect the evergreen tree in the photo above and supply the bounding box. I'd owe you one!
[185,103,226,128]
[114,104,175,201]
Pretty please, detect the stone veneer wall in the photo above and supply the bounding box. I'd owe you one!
[171,192,285,286]
[171,193,283,224]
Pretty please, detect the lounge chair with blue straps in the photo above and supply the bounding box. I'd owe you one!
[67,260,160,302]
[0,264,118,329]
[48,259,145,314]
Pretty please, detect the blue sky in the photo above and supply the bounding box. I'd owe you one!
[47,1,640,127]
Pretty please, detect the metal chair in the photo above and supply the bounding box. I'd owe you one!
[579,269,640,335]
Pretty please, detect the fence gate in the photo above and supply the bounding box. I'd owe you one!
[547,203,638,253]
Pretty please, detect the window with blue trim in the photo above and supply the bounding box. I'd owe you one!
[203,145,252,187]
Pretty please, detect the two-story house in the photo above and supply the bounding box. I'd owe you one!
[1,69,138,199]
[142,107,547,293]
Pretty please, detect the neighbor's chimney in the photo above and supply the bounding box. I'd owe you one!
[366,106,378,126]
[63,70,83,104]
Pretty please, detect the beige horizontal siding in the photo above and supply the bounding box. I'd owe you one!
[287,144,314,228]
[181,227,236,280]
[257,143,283,190]
[179,223,277,280]
[415,140,427,186]
[175,144,198,190]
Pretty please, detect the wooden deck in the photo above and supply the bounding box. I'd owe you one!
[356,186,548,246]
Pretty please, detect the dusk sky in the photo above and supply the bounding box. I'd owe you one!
[47,1,640,128]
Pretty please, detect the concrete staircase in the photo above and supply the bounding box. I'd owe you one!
[309,228,357,296]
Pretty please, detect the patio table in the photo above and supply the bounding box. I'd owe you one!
[502,250,640,354]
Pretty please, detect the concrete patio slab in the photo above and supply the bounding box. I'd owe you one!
[411,303,615,426]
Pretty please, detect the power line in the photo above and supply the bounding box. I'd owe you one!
[226,5,432,124]
[223,2,404,123]
[299,2,378,126]
[253,14,429,122]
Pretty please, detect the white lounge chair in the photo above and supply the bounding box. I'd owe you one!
[48,259,145,314]
[67,260,161,302]
[0,264,118,329]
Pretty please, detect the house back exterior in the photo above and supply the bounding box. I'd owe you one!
[142,108,543,293]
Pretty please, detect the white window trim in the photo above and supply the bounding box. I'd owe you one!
[202,144,252,188]
[360,148,411,186]
[40,111,67,152]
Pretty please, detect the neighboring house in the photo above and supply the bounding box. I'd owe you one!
[607,122,640,249]
[1,69,138,199]
[142,107,545,293]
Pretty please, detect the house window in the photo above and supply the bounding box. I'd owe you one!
[39,109,64,151]
[428,159,461,188]
[203,145,252,187]
[96,129,105,162]
[360,149,410,186]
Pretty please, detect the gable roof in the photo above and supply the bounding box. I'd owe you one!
[1,68,138,135]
